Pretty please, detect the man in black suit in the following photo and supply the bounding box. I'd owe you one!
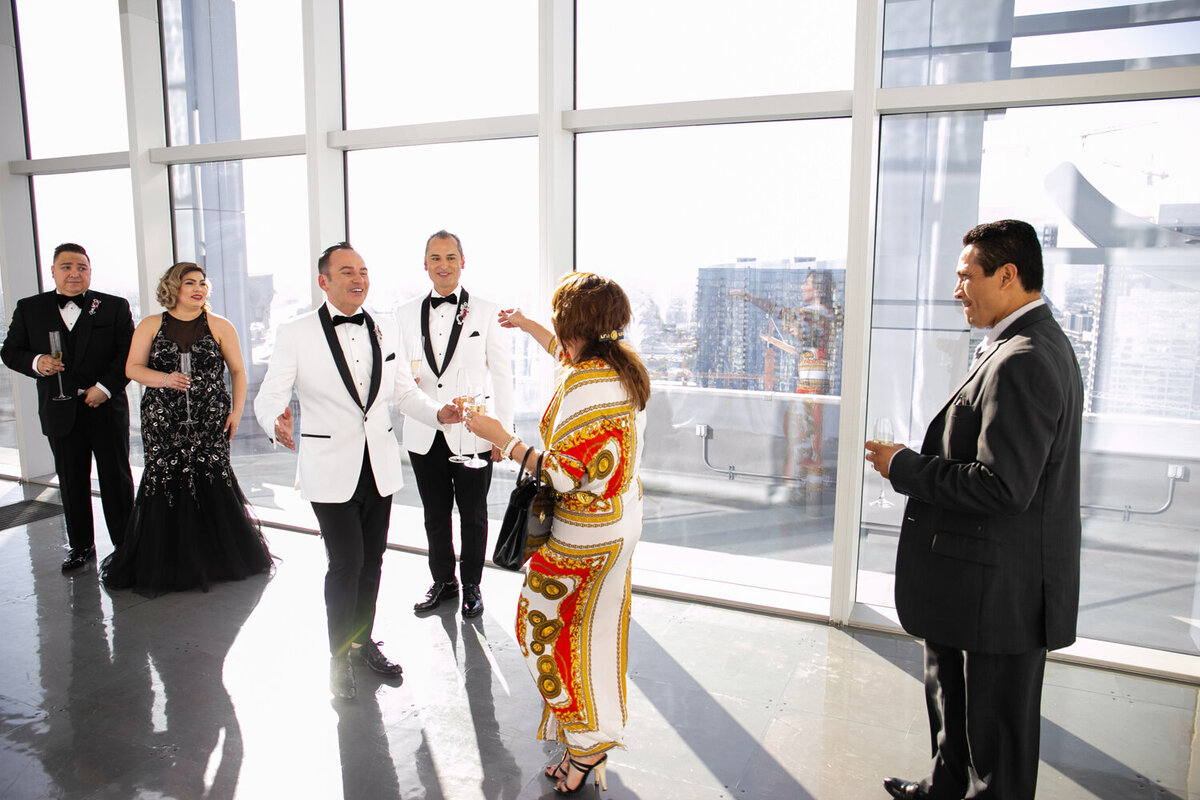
[865,220,1083,800]
[1,243,135,572]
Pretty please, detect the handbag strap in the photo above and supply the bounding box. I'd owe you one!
[516,447,543,490]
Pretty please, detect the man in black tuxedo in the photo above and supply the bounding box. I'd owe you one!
[865,220,1083,800]
[1,242,135,572]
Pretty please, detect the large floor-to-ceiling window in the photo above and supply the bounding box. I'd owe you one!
[2,0,1198,679]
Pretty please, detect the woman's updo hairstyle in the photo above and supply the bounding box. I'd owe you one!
[551,272,650,410]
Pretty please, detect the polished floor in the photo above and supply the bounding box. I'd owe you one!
[0,481,1197,799]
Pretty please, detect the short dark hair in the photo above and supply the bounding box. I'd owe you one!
[318,242,354,277]
[425,230,464,260]
[52,242,89,263]
[962,219,1043,292]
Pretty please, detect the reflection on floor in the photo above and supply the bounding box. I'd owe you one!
[0,482,1196,799]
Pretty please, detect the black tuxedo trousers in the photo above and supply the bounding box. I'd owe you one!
[310,447,392,657]
[408,431,492,586]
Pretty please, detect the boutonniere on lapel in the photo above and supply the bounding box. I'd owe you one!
[456,302,469,325]
[88,298,101,316]
[370,319,383,345]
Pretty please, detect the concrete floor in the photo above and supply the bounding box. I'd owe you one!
[0,480,1198,799]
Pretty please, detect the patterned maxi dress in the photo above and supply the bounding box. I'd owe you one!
[518,346,646,757]
[101,312,272,595]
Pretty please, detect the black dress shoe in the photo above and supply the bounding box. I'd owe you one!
[61,546,96,573]
[413,580,458,613]
[461,583,483,618]
[883,777,930,799]
[329,655,356,700]
[352,639,403,676]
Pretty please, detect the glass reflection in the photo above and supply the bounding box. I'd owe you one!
[883,0,1200,87]
[577,121,851,599]
[864,98,1200,655]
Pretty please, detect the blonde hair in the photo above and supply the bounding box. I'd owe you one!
[551,272,650,410]
[156,262,210,310]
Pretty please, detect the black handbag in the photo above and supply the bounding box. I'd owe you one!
[493,448,554,571]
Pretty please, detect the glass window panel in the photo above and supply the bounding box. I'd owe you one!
[161,0,305,145]
[342,1,537,129]
[169,156,309,502]
[862,98,1200,656]
[14,0,127,157]
[577,120,852,605]
[346,138,539,546]
[29,170,141,466]
[577,0,856,108]
[0,277,18,468]
[883,0,1200,87]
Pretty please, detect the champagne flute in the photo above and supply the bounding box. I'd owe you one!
[464,385,488,469]
[47,331,69,401]
[869,417,895,508]
[448,368,470,464]
[409,337,424,377]
[179,351,195,425]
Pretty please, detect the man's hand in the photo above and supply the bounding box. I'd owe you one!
[864,440,906,480]
[83,386,108,408]
[437,402,463,425]
[275,407,296,450]
[37,355,64,375]
[490,445,502,462]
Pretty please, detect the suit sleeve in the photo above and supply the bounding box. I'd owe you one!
[254,321,299,441]
[97,299,134,393]
[485,311,514,430]
[392,350,441,428]
[890,347,1066,516]
[1,300,42,380]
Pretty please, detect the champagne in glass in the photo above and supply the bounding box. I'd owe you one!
[869,417,895,508]
[464,386,488,469]
[410,337,424,377]
[47,331,69,401]
[179,351,195,425]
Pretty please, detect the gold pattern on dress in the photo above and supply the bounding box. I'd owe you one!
[537,655,563,697]
[528,571,568,600]
[516,595,531,656]
[528,610,563,656]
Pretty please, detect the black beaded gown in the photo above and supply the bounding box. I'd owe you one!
[102,312,273,595]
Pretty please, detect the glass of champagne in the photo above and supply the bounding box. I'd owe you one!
[179,351,195,425]
[464,385,488,469]
[409,337,424,378]
[47,331,69,401]
[869,417,895,508]
[448,368,470,464]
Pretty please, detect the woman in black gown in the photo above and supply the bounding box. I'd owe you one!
[101,262,272,595]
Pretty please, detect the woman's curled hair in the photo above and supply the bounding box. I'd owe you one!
[156,262,208,310]
[551,272,651,411]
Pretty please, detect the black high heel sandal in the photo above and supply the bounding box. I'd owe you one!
[545,752,569,780]
[554,754,608,794]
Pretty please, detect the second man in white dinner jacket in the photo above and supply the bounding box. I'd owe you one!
[398,230,513,619]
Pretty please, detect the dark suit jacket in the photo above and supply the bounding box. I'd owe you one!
[889,303,1083,655]
[1,290,134,438]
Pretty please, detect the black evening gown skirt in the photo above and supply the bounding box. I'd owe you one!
[102,322,273,595]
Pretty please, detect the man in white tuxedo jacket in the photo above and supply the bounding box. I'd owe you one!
[254,242,460,701]
[398,231,513,619]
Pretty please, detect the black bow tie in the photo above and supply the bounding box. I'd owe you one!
[430,293,458,309]
[332,312,365,327]
[56,293,82,309]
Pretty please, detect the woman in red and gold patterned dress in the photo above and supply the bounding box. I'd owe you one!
[465,272,649,794]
